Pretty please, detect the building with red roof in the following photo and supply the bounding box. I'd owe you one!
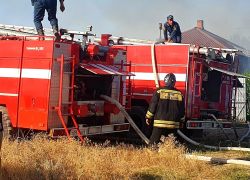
[182,20,250,74]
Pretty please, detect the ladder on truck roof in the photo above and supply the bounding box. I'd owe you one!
[0,24,96,42]
[94,36,240,53]
[52,55,84,143]
[0,24,54,34]
[0,23,240,53]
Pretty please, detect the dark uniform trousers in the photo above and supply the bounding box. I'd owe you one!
[32,0,59,31]
[146,87,185,145]
[171,36,182,43]
[149,127,177,145]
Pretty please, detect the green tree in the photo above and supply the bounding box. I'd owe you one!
[244,70,250,121]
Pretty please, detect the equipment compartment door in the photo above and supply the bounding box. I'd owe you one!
[17,58,52,131]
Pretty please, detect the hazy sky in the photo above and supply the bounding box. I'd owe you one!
[1,0,250,42]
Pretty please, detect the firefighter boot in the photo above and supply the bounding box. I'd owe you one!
[52,25,60,42]
[37,29,45,40]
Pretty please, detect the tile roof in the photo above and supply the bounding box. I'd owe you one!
[182,27,245,51]
[181,26,250,74]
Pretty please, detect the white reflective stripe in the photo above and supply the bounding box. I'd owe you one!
[132,73,186,82]
[21,69,51,79]
[91,64,115,75]
[0,68,51,79]
[0,93,18,97]
[0,68,20,78]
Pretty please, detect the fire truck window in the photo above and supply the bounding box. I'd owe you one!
[201,68,221,103]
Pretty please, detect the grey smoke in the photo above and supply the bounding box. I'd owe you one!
[1,0,249,48]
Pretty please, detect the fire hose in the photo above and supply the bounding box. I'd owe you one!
[177,129,250,151]
[101,94,250,166]
[99,43,250,167]
[101,94,250,152]
[185,155,250,166]
[100,95,150,145]
[209,113,250,143]
[151,43,160,88]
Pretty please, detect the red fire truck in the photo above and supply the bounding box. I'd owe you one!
[0,26,135,141]
[95,35,248,139]
[0,25,247,140]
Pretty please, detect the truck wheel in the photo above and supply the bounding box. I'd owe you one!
[0,106,16,139]
[128,106,153,139]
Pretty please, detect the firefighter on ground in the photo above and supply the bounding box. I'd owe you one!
[145,73,185,145]
[31,0,65,41]
[164,15,182,43]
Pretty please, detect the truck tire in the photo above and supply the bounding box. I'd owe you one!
[0,106,16,139]
[128,106,153,139]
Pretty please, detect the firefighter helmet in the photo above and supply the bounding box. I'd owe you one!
[164,73,176,87]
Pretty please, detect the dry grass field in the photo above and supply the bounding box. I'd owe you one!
[1,135,250,180]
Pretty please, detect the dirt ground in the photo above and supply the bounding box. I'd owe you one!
[203,127,250,142]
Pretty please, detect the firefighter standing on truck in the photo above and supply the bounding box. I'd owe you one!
[146,73,185,145]
[31,0,65,41]
[164,15,182,43]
